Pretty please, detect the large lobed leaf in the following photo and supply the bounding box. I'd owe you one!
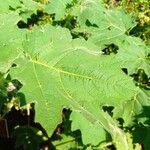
[9,25,137,148]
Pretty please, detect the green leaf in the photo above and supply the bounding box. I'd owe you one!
[10,25,137,148]
[71,0,106,26]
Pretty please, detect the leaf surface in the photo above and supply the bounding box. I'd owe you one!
[0,0,21,13]
[0,13,25,73]
[45,0,73,20]
[10,25,137,148]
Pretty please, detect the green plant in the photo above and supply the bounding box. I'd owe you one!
[0,0,150,150]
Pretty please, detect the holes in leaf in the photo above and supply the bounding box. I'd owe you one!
[17,10,53,29]
[130,69,150,88]
[117,118,124,127]
[52,15,77,30]
[102,43,119,55]
[85,20,98,28]
[71,20,97,39]
[102,106,114,117]
[11,63,17,68]
[122,68,128,75]
[108,26,111,30]
[17,21,28,29]
[9,6,22,11]
[71,32,90,40]
[107,144,116,150]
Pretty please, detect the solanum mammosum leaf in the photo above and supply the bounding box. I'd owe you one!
[10,25,137,148]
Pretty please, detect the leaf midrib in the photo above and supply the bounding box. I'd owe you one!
[31,59,93,80]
